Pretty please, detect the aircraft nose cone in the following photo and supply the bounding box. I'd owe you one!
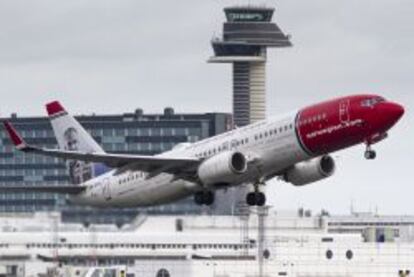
[385,102,404,121]
[377,101,405,127]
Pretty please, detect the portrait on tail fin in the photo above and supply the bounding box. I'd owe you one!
[64,127,93,184]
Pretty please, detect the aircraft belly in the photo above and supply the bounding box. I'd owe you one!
[110,174,196,207]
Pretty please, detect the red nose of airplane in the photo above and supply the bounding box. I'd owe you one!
[377,101,405,128]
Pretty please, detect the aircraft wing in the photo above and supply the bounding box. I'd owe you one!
[0,185,86,194]
[3,121,201,175]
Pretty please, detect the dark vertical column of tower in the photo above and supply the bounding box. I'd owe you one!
[233,62,251,126]
[209,6,292,214]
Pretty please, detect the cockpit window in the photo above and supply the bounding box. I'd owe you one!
[361,97,385,108]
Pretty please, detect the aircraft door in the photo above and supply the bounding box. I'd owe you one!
[339,99,351,124]
[221,141,229,151]
[102,178,111,201]
[230,139,238,150]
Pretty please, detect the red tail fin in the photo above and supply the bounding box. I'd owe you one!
[46,101,66,116]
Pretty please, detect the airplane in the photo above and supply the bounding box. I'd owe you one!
[1,94,404,207]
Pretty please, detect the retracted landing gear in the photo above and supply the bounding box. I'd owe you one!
[246,183,266,207]
[194,191,215,206]
[364,144,376,160]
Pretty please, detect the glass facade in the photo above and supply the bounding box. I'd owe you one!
[0,109,232,223]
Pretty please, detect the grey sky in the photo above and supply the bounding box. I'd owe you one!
[0,0,412,214]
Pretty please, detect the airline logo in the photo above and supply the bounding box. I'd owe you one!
[306,119,363,139]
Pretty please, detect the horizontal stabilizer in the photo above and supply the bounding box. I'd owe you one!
[3,121,27,150]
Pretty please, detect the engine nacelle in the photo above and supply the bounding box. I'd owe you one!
[198,151,247,186]
[284,155,335,186]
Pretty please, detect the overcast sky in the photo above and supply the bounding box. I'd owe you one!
[0,0,412,215]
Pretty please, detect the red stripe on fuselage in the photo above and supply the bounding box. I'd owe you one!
[296,95,378,156]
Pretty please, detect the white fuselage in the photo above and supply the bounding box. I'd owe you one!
[71,112,310,207]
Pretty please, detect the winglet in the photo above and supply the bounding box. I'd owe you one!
[3,121,28,150]
[46,101,66,116]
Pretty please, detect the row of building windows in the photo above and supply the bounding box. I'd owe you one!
[0,169,66,176]
[0,127,201,139]
[0,156,60,164]
[328,222,414,226]
[0,142,188,154]
[20,243,254,250]
[1,137,197,150]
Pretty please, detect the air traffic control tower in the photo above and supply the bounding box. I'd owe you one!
[210,6,292,214]
[209,6,292,127]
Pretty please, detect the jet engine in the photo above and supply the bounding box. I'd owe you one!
[283,155,335,186]
[198,151,247,186]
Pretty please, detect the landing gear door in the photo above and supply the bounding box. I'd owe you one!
[339,99,351,124]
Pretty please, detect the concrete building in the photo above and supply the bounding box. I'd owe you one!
[0,108,232,223]
[0,210,412,276]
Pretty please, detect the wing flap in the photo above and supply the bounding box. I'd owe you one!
[23,146,199,169]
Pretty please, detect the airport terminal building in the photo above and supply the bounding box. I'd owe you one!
[0,108,232,223]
